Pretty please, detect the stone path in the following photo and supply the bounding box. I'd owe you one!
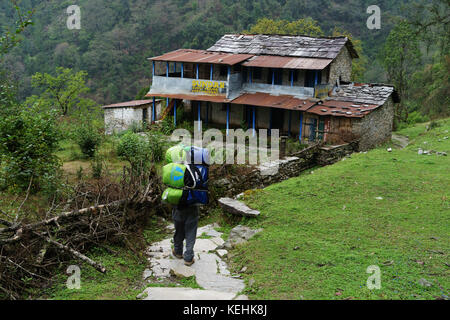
[139,223,249,300]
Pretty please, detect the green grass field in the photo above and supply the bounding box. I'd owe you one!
[228,119,449,300]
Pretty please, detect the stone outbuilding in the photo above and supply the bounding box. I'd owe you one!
[102,99,163,134]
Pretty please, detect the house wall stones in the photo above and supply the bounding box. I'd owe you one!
[329,46,353,85]
[351,97,395,151]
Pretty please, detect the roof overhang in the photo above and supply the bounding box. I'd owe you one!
[242,56,333,70]
[102,99,160,109]
[145,92,230,103]
[149,49,253,66]
[231,92,316,111]
[307,100,379,118]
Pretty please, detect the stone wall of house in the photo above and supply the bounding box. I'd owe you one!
[105,107,144,135]
[104,103,162,135]
[329,46,353,85]
[211,142,358,199]
[351,97,395,151]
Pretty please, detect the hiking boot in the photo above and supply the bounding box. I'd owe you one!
[172,249,183,259]
[184,258,195,266]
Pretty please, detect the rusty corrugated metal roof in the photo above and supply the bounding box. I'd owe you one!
[149,49,253,66]
[242,56,332,70]
[307,100,379,118]
[145,92,230,103]
[102,100,161,109]
[231,92,315,111]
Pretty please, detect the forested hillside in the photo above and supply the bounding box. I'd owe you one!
[0,0,416,104]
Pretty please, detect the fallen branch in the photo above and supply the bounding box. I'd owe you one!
[35,233,106,274]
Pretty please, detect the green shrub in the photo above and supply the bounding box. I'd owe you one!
[0,106,62,193]
[91,156,104,179]
[160,116,176,135]
[73,124,102,158]
[147,132,166,163]
[408,111,430,125]
[117,132,151,172]
[129,121,146,133]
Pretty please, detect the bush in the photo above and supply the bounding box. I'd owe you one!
[407,111,430,125]
[0,106,62,193]
[160,116,176,135]
[147,132,166,163]
[117,132,166,173]
[129,120,146,133]
[91,156,104,179]
[117,132,151,172]
[73,123,102,158]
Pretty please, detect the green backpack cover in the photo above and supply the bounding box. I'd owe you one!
[165,145,188,164]
[162,163,188,189]
[161,188,184,205]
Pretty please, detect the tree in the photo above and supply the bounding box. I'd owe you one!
[0,0,33,115]
[0,0,33,58]
[382,20,421,122]
[246,17,324,37]
[407,0,450,59]
[27,67,98,116]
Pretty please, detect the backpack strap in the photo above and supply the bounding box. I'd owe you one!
[184,162,197,189]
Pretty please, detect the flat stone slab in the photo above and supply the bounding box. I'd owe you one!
[170,265,196,278]
[223,225,263,249]
[218,198,260,217]
[141,287,237,300]
[143,224,246,297]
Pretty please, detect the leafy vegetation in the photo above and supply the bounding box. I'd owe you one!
[72,122,103,158]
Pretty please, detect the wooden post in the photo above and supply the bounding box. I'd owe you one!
[152,97,156,122]
[288,110,292,136]
[226,104,230,136]
[174,99,177,127]
[252,106,256,137]
[198,101,201,131]
[299,112,303,143]
[269,108,273,136]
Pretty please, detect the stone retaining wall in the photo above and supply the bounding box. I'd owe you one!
[211,141,359,199]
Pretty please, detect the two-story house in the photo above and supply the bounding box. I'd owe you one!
[146,34,400,151]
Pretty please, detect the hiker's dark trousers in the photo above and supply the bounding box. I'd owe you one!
[172,206,199,262]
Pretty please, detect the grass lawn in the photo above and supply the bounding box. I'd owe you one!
[227,119,449,300]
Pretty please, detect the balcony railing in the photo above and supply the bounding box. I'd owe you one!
[149,75,326,100]
[149,76,228,97]
[242,83,315,99]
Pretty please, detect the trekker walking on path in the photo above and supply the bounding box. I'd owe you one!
[172,204,199,266]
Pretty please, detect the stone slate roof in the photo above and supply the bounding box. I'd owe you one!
[329,84,398,105]
[208,34,358,59]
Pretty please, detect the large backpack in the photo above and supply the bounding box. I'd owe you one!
[161,144,209,206]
